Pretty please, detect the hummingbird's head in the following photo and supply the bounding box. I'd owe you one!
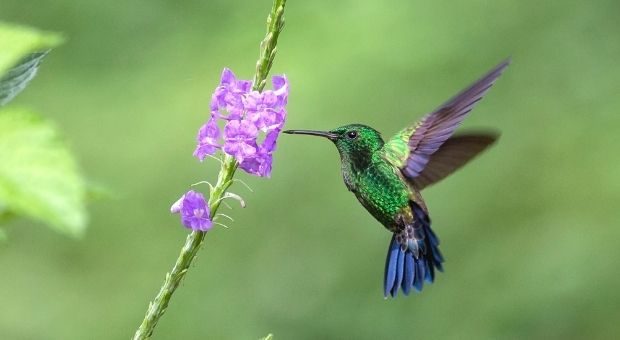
[284,124,384,168]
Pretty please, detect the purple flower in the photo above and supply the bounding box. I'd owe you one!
[193,118,221,161]
[244,100,286,132]
[170,190,212,231]
[238,129,281,177]
[223,119,258,162]
[243,75,288,132]
[220,68,252,93]
[239,151,273,177]
[210,68,252,120]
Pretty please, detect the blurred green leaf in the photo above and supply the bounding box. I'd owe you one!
[0,206,14,223]
[0,22,87,237]
[85,180,115,201]
[0,108,87,236]
[0,52,49,106]
[259,334,274,340]
[0,22,62,75]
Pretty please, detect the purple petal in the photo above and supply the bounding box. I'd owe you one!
[272,75,288,106]
[236,80,252,93]
[242,91,262,111]
[220,68,237,87]
[239,152,273,177]
[193,118,221,161]
[223,141,257,162]
[219,68,251,94]
[170,196,183,213]
[272,75,288,92]
[244,109,263,129]
[210,93,221,113]
[267,108,286,130]
[245,106,285,132]
[262,90,278,107]
[223,120,259,162]
[201,118,220,139]
[224,119,242,136]
[224,119,258,140]
[261,128,281,153]
[193,143,218,161]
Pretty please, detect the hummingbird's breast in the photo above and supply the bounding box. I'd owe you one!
[350,158,411,231]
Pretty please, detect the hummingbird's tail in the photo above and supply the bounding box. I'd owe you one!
[384,204,444,298]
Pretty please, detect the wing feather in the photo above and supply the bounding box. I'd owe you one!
[414,133,498,189]
[381,59,509,182]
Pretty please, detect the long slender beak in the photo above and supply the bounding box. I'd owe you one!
[283,129,339,141]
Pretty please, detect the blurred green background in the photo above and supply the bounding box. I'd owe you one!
[1,0,619,339]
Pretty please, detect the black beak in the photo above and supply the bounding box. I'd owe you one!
[283,129,339,141]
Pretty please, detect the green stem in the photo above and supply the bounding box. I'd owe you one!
[132,0,287,338]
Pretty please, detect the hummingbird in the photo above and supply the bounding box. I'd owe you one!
[284,60,509,298]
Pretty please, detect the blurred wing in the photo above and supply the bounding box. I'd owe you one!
[381,59,509,179]
[414,133,498,190]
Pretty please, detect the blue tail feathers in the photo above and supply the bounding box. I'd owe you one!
[383,205,444,298]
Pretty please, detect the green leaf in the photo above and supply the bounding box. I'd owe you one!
[259,334,274,340]
[0,108,87,236]
[0,52,49,106]
[0,22,62,75]
[0,22,62,106]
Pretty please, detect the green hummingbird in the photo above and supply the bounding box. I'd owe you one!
[284,60,509,298]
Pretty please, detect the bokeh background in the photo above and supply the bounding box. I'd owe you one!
[1,0,619,339]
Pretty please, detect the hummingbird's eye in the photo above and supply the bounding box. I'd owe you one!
[347,130,358,139]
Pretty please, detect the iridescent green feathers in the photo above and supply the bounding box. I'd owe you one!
[381,122,420,167]
[381,59,509,189]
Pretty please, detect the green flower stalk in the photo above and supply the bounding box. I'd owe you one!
[132,1,287,339]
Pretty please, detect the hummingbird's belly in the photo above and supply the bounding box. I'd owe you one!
[357,192,409,230]
[355,167,410,231]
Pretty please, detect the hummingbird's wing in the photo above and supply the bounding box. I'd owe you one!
[380,59,509,187]
[413,133,498,190]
